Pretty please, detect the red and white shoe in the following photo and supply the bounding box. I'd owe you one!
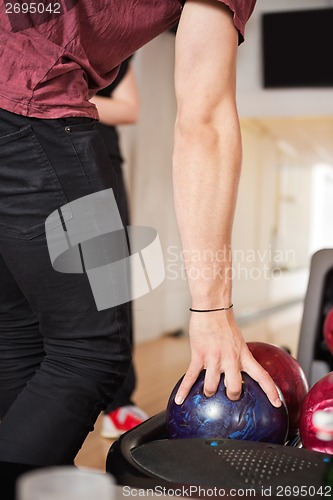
[101,405,148,439]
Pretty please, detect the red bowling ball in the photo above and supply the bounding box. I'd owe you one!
[299,371,333,454]
[324,308,333,355]
[247,342,309,439]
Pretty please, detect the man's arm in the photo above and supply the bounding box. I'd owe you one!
[172,0,281,407]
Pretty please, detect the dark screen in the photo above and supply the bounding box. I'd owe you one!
[262,8,333,88]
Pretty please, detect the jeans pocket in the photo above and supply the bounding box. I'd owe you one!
[0,125,69,240]
[61,117,97,133]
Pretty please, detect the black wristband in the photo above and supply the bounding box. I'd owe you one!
[189,304,233,313]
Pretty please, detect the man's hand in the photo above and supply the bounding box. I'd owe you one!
[175,309,282,407]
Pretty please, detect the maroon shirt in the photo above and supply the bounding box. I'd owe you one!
[0,0,256,119]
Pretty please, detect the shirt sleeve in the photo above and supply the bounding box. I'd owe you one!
[216,0,257,44]
[96,56,132,98]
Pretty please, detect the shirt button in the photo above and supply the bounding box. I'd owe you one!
[65,126,71,132]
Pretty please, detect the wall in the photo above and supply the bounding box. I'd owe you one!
[236,0,333,117]
[309,163,333,254]
[120,34,192,342]
[234,120,311,305]
[232,120,277,308]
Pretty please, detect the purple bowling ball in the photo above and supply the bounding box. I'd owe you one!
[166,371,288,445]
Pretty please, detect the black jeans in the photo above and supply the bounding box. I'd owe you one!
[0,109,131,465]
[96,121,136,413]
[102,157,136,413]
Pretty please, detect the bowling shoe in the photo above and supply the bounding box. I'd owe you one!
[101,405,148,438]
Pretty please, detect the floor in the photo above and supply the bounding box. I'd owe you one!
[74,308,302,472]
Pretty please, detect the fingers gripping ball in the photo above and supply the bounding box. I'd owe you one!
[166,371,289,445]
[247,342,309,439]
[324,308,333,355]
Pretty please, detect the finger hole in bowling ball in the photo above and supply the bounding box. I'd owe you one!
[225,379,246,402]
[201,372,244,401]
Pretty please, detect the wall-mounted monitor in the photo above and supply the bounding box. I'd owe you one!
[262,8,333,88]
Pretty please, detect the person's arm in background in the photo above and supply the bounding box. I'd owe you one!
[90,65,140,126]
[173,0,282,407]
